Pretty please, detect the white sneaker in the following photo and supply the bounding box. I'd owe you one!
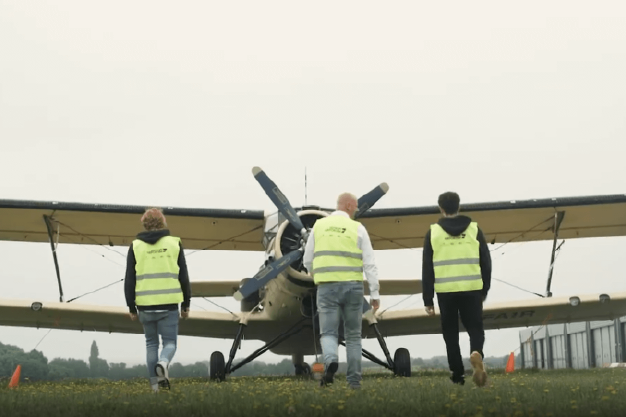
[155,360,170,389]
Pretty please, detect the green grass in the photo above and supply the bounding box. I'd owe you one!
[1,369,625,416]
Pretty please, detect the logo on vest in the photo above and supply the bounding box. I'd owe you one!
[445,233,466,240]
[147,248,168,254]
[326,226,347,233]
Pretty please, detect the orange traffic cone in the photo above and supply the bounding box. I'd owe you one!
[8,365,21,388]
[311,363,324,381]
[505,352,515,373]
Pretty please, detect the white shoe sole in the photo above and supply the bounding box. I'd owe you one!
[155,362,170,389]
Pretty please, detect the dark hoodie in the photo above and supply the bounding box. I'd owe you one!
[422,215,491,307]
[124,229,191,314]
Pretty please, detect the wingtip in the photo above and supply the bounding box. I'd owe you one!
[233,291,244,301]
[379,182,389,193]
[252,166,263,176]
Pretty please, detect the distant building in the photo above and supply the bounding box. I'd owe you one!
[519,317,626,369]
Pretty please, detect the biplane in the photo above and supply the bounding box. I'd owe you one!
[0,167,625,379]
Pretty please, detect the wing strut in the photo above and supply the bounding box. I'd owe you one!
[545,211,566,298]
[43,215,64,302]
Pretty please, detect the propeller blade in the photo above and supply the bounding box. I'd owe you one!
[355,182,389,219]
[233,249,304,301]
[252,166,306,234]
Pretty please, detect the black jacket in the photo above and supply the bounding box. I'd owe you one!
[124,229,191,314]
[422,215,492,307]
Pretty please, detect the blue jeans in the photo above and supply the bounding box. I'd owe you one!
[138,310,179,386]
[316,281,364,386]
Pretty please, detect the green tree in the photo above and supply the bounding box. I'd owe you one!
[412,357,425,368]
[0,342,49,381]
[88,341,109,378]
[48,358,90,380]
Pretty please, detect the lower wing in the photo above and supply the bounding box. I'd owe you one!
[370,291,626,337]
[0,299,279,340]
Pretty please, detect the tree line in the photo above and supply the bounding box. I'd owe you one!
[0,340,520,381]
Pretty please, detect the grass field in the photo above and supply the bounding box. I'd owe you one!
[1,368,625,417]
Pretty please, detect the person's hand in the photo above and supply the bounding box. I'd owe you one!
[371,299,380,312]
[425,306,435,316]
[129,313,137,321]
[181,308,189,319]
[482,294,487,303]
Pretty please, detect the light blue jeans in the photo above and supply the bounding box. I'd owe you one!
[138,310,179,386]
[316,281,364,387]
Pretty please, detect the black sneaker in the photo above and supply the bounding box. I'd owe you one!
[450,375,465,385]
[320,362,338,387]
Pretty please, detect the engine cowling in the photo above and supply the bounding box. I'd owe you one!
[273,209,328,281]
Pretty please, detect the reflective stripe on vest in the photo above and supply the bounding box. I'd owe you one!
[133,235,183,306]
[430,222,483,293]
[311,215,363,284]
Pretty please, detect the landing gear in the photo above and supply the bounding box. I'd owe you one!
[209,318,311,381]
[292,353,312,377]
[294,363,311,376]
[210,351,226,381]
[393,348,411,377]
[341,322,412,377]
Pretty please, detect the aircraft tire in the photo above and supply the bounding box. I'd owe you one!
[302,363,311,375]
[393,348,411,377]
[210,351,226,382]
[294,363,311,376]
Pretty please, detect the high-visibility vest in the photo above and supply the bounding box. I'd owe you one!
[430,222,483,293]
[133,235,184,306]
[311,215,363,284]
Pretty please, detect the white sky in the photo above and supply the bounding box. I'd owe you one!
[0,1,625,368]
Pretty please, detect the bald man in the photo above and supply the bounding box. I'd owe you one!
[303,193,380,390]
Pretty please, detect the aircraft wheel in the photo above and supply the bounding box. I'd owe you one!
[295,363,311,377]
[393,348,411,377]
[210,351,226,381]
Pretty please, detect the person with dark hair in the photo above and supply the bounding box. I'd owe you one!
[422,192,492,387]
[125,208,191,392]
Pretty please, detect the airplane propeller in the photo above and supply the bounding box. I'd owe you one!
[233,167,389,302]
[355,182,389,219]
[252,166,308,239]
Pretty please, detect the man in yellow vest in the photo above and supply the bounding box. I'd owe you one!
[125,208,191,392]
[303,192,380,390]
[422,192,491,387]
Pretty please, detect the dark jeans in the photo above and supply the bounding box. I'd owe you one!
[437,291,484,379]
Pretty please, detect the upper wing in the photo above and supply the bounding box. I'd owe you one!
[0,298,280,340]
[359,194,626,250]
[370,291,626,337]
[191,280,243,297]
[365,279,422,296]
[0,199,265,251]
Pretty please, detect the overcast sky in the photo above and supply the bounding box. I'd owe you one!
[0,1,625,369]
